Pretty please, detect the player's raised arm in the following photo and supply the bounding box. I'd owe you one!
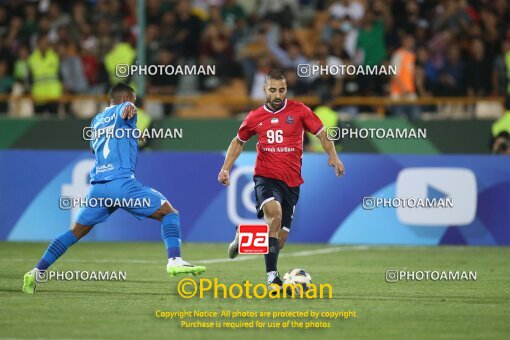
[317,129,345,176]
[121,102,137,120]
[218,136,245,186]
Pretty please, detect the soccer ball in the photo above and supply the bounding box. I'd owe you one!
[283,268,312,294]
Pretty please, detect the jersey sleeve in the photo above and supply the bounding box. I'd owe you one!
[302,104,324,136]
[237,112,255,143]
[118,102,137,128]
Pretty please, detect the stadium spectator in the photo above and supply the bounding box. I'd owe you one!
[309,44,343,80]
[249,54,273,100]
[491,97,510,154]
[492,39,509,96]
[307,44,342,103]
[57,41,88,94]
[81,44,100,91]
[329,31,352,61]
[95,18,115,61]
[337,44,361,117]
[47,2,71,32]
[200,6,235,86]
[390,34,420,118]
[21,4,38,43]
[415,46,436,113]
[0,36,13,71]
[144,24,160,66]
[79,23,98,56]
[221,0,246,30]
[103,33,136,88]
[30,16,53,50]
[0,6,8,37]
[174,0,203,60]
[147,48,180,116]
[3,0,23,18]
[13,45,29,89]
[436,45,466,96]
[257,0,298,28]
[0,59,13,113]
[415,46,437,93]
[433,0,471,34]
[266,25,307,69]
[284,67,308,97]
[238,26,270,93]
[5,16,23,53]
[391,0,420,39]
[69,2,90,43]
[356,7,389,94]
[146,0,165,24]
[466,39,493,97]
[0,0,509,117]
[329,0,365,23]
[158,11,182,56]
[306,93,339,152]
[322,0,364,42]
[92,0,113,24]
[27,35,62,115]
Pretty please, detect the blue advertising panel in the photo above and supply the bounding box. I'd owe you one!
[1,151,509,245]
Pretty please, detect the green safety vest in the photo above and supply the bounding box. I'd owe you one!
[27,49,62,102]
[104,43,136,85]
[506,52,510,94]
[492,110,510,137]
[308,106,339,152]
[136,108,152,148]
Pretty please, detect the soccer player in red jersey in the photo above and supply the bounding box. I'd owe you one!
[218,69,345,288]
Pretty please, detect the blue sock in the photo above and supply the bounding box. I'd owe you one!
[35,230,78,270]
[161,213,181,258]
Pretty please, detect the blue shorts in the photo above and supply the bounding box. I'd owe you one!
[75,177,168,226]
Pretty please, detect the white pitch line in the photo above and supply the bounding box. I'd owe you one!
[3,246,370,265]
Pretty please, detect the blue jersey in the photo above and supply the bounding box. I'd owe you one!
[89,102,138,183]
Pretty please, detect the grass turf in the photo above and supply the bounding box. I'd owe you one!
[0,242,509,339]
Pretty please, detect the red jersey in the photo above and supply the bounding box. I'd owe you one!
[237,99,324,187]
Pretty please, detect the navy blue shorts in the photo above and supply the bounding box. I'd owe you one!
[253,175,300,232]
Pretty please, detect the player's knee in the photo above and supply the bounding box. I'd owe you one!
[166,205,178,215]
[267,213,281,229]
[160,202,178,216]
[70,223,93,240]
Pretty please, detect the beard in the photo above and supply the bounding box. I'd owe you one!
[268,98,284,110]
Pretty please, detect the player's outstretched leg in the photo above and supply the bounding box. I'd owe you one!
[228,225,239,259]
[150,202,206,277]
[262,200,283,289]
[22,223,92,294]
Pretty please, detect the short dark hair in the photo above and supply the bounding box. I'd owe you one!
[265,69,286,83]
[108,83,135,98]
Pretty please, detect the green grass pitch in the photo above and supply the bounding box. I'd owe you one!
[1,242,509,339]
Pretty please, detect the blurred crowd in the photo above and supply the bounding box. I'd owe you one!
[0,0,509,117]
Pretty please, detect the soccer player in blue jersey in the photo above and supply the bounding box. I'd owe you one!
[22,83,205,294]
